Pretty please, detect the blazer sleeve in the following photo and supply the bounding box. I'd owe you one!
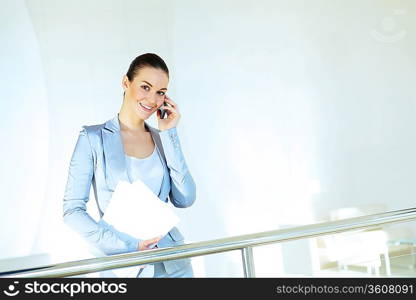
[159,127,196,208]
[63,127,140,255]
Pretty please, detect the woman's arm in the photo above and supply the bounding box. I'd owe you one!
[159,127,196,208]
[63,127,140,255]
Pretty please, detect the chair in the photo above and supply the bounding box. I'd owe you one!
[318,205,391,276]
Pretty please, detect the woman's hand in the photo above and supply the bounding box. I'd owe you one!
[157,95,181,131]
[138,236,162,251]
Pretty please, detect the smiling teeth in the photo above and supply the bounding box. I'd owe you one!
[140,103,152,110]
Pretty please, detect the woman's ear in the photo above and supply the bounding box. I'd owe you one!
[121,75,130,91]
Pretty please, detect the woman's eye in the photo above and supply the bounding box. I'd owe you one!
[158,91,166,96]
[141,85,150,91]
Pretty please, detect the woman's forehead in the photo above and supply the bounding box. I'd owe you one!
[135,67,169,88]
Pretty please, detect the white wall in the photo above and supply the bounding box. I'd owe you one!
[1,0,415,276]
[0,0,49,259]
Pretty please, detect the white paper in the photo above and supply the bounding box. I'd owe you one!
[102,180,179,278]
[103,180,180,241]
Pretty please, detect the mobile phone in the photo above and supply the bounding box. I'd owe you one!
[158,101,168,119]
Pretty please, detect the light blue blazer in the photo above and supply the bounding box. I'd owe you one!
[63,114,196,274]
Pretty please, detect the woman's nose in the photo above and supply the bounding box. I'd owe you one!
[149,94,158,106]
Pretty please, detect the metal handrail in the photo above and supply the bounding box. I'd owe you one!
[2,207,416,278]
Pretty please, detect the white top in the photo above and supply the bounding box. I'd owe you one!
[125,146,164,196]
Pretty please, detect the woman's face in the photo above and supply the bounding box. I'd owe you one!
[122,66,169,120]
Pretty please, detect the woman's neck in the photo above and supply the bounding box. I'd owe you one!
[118,104,147,133]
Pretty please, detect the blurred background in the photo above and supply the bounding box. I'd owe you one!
[0,0,415,277]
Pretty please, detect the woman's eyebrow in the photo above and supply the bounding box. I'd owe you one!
[142,80,167,91]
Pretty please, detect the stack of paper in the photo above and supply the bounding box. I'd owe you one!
[103,180,180,240]
[102,180,180,278]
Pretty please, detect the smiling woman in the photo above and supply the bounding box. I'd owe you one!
[122,54,169,121]
[62,53,196,278]
[122,66,169,125]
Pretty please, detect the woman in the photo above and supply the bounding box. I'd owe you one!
[63,53,196,278]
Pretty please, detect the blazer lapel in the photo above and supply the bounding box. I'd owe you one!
[101,114,169,198]
[146,124,166,162]
[146,123,170,199]
[102,114,130,191]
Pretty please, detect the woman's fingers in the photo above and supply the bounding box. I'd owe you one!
[158,95,181,130]
[143,236,162,248]
[161,104,174,112]
[139,236,163,250]
[164,96,180,113]
[159,104,179,119]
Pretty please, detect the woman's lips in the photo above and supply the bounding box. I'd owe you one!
[139,102,153,112]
